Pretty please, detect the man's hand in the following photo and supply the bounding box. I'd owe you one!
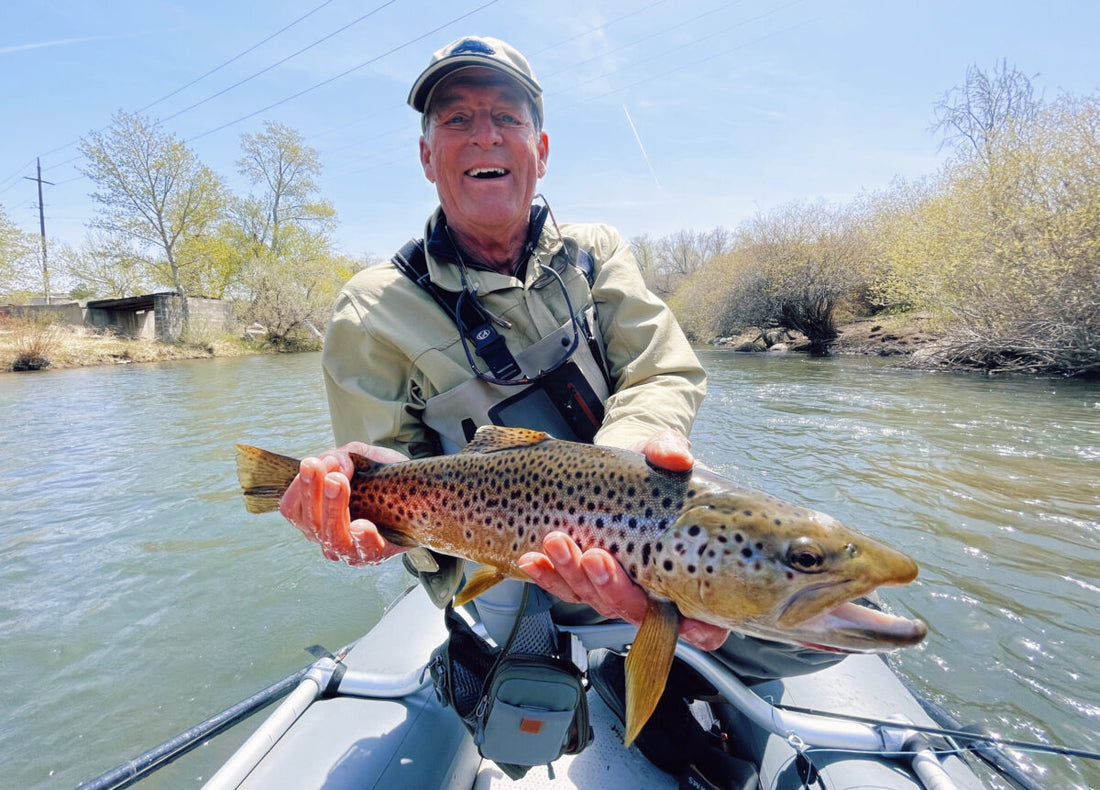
[278,442,409,566]
[517,430,729,651]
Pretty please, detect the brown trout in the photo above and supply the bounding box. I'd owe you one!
[236,425,926,744]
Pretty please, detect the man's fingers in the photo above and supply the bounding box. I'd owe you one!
[637,429,694,473]
[579,551,648,622]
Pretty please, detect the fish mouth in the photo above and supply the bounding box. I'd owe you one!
[465,167,509,179]
[793,601,927,652]
[762,582,927,652]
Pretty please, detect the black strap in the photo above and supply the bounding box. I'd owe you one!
[393,239,522,380]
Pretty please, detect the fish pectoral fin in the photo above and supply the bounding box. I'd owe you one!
[374,525,421,549]
[461,425,552,454]
[624,598,681,747]
[453,565,507,606]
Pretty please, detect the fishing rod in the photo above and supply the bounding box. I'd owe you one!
[74,643,352,790]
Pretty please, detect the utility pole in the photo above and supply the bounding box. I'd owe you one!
[24,157,54,304]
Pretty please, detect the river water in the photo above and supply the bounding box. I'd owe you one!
[1,351,1096,788]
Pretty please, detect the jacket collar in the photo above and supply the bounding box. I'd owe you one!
[423,205,557,293]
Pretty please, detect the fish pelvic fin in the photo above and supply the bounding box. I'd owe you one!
[460,425,552,454]
[235,445,301,514]
[624,598,681,747]
[453,565,507,607]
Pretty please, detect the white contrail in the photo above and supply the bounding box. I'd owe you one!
[622,104,662,192]
[0,35,133,56]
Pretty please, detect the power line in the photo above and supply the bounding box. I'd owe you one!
[135,0,339,115]
[35,0,349,166]
[186,0,501,143]
[159,0,400,124]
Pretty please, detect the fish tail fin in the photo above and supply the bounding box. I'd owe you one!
[235,444,301,514]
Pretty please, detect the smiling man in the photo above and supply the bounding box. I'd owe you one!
[276,36,843,778]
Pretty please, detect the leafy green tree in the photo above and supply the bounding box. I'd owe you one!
[228,122,344,348]
[78,111,229,322]
[0,202,42,298]
[59,233,147,299]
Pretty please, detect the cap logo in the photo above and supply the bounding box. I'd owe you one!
[451,38,495,56]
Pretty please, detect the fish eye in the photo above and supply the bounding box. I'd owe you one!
[786,538,826,573]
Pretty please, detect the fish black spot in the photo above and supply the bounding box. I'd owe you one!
[627,487,636,497]
[687,525,701,537]
[642,544,652,566]
[662,497,673,508]
[674,542,684,553]
[756,542,764,550]
[786,571,794,580]
[705,565,714,574]
[686,564,696,574]
[626,542,634,554]
[628,517,637,529]
[595,518,604,529]
[741,547,753,559]
[743,510,752,517]
[754,561,762,571]
[609,542,619,555]
[644,507,653,519]
[774,518,782,526]
[734,533,743,543]
[663,560,674,572]
[517,526,524,537]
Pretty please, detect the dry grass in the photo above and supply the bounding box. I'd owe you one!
[0,317,261,373]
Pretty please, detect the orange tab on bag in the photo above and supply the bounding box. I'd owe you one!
[519,718,543,735]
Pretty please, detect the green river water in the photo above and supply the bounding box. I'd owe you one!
[1,350,1096,788]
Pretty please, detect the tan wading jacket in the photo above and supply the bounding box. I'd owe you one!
[322,207,706,458]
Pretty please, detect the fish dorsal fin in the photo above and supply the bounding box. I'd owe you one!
[460,426,553,454]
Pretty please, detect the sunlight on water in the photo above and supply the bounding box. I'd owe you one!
[1,351,1097,788]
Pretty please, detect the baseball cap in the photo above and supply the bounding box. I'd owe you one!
[408,36,543,126]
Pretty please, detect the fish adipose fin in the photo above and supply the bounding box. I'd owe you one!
[461,425,552,454]
[235,445,301,513]
[453,565,508,606]
[624,598,681,747]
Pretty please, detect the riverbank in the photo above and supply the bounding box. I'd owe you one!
[0,321,269,372]
[2,314,942,373]
[710,312,943,357]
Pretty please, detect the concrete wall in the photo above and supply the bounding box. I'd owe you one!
[5,295,237,343]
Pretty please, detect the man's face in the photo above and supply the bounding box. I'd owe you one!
[419,68,549,241]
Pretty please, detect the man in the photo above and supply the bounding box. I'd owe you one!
[279,35,727,650]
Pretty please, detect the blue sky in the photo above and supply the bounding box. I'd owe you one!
[2,0,1098,263]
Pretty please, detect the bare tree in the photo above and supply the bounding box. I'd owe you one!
[933,60,1040,163]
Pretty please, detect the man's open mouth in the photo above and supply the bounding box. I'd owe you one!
[466,167,508,179]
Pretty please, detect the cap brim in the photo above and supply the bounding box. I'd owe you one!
[408,55,541,114]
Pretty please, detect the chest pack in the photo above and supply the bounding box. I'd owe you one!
[428,585,592,779]
[391,237,611,449]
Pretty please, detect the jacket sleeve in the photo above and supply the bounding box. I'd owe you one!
[321,280,437,459]
[585,225,707,450]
